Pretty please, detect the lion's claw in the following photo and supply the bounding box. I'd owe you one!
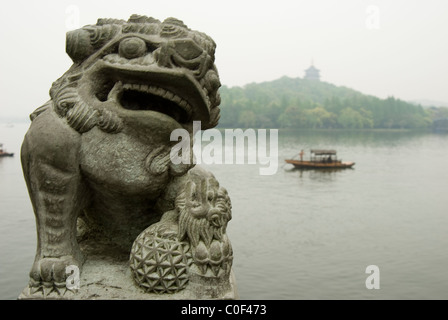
[28,256,80,297]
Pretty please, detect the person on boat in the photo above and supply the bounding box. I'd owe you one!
[299,150,304,161]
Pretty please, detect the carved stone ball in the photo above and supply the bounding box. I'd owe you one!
[129,223,192,294]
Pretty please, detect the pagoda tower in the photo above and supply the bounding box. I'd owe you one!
[304,61,320,81]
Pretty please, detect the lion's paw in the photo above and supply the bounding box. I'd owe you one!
[29,256,81,297]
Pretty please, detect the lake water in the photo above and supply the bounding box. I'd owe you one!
[1,123,448,300]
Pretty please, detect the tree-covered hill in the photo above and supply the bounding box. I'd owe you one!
[217,76,442,129]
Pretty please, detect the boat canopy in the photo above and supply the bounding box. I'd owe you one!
[310,149,337,155]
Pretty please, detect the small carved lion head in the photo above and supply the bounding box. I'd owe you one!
[175,167,233,276]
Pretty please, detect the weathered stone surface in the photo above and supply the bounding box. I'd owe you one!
[19,233,238,300]
[19,14,236,299]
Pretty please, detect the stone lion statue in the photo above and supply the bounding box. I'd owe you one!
[20,15,233,298]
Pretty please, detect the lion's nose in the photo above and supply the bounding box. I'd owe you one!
[119,37,147,59]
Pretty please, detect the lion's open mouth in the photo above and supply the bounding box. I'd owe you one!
[119,84,191,123]
[86,62,212,126]
[96,79,194,124]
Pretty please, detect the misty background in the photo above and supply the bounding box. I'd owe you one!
[0,0,447,120]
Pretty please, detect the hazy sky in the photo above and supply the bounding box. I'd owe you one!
[0,0,447,118]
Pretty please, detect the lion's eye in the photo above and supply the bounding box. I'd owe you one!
[119,37,147,59]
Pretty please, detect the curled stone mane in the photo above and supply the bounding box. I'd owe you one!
[48,77,124,134]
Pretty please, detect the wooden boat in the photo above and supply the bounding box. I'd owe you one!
[0,143,14,157]
[285,149,354,169]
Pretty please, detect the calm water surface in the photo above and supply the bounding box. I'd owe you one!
[1,123,448,299]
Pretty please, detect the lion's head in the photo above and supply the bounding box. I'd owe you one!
[175,167,233,277]
[39,15,221,136]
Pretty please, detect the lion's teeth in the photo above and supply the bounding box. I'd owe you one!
[141,55,155,65]
[103,53,155,66]
[108,81,123,100]
[180,100,192,113]
[172,95,181,104]
[119,82,191,114]
[164,91,174,100]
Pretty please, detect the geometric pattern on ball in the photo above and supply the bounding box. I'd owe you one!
[130,225,192,294]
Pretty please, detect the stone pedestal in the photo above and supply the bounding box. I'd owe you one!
[18,237,238,300]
